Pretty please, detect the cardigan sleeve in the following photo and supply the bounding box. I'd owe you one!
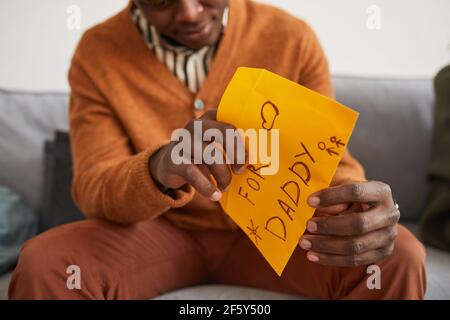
[68,55,194,225]
[297,22,367,185]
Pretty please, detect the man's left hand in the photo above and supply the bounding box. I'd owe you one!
[299,181,400,267]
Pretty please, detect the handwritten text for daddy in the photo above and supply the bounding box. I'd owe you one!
[217,68,359,275]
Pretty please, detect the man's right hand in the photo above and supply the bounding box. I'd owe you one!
[149,110,246,201]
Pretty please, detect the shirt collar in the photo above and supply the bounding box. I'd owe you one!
[131,4,228,55]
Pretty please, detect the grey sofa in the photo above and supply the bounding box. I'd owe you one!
[0,75,449,300]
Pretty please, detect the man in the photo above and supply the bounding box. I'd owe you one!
[9,0,426,299]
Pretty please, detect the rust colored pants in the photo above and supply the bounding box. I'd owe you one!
[8,218,426,299]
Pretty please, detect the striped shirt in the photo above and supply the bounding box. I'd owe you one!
[131,6,228,93]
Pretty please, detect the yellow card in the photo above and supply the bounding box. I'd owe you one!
[217,67,359,276]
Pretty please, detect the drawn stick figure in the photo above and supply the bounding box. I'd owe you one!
[318,141,339,156]
[330,136,345,148]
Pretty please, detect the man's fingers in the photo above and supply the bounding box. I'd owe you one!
[185,114,246,174]
[201,119,246,174]
[300,226,398,255]
[200,109,217,120]
[194,140,233,192]
[176,163,221,201]
[305,243,395,267]
[171,138,233,195]
[207,161,233,192]
[308,181,393,208]
[314,203,351,217]
[197,164,212,179]
[306,206,400,236]
[196,163,231,193]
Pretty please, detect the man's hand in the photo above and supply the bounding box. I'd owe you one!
[299,181,400,267]
[149,110,245,201]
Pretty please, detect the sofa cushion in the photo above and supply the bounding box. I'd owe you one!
[155,284,303,300]
[0,89,68,212]
[333,77,434,221]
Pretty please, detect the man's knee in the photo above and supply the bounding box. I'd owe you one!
[392,225,426,270]
[381,224,427,298]
[9,218,202,299]
[9,231,61,299]
[8,220,103,299]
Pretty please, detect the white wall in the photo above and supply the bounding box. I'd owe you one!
[0,0,128,92]
[260,0,450,79]
[0,0,449,92]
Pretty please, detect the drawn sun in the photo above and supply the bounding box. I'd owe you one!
[246,219,263,245]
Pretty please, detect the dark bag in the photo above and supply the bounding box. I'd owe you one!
[40,131,84,231]
[420,65,450,251]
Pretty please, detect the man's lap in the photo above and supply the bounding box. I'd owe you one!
[8,217,425,299]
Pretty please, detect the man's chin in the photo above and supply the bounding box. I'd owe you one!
[177,28,221,50]
[178,36,213,50]
[173,40,209,51]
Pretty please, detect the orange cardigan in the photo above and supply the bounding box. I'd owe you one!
[68,0,365,229]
